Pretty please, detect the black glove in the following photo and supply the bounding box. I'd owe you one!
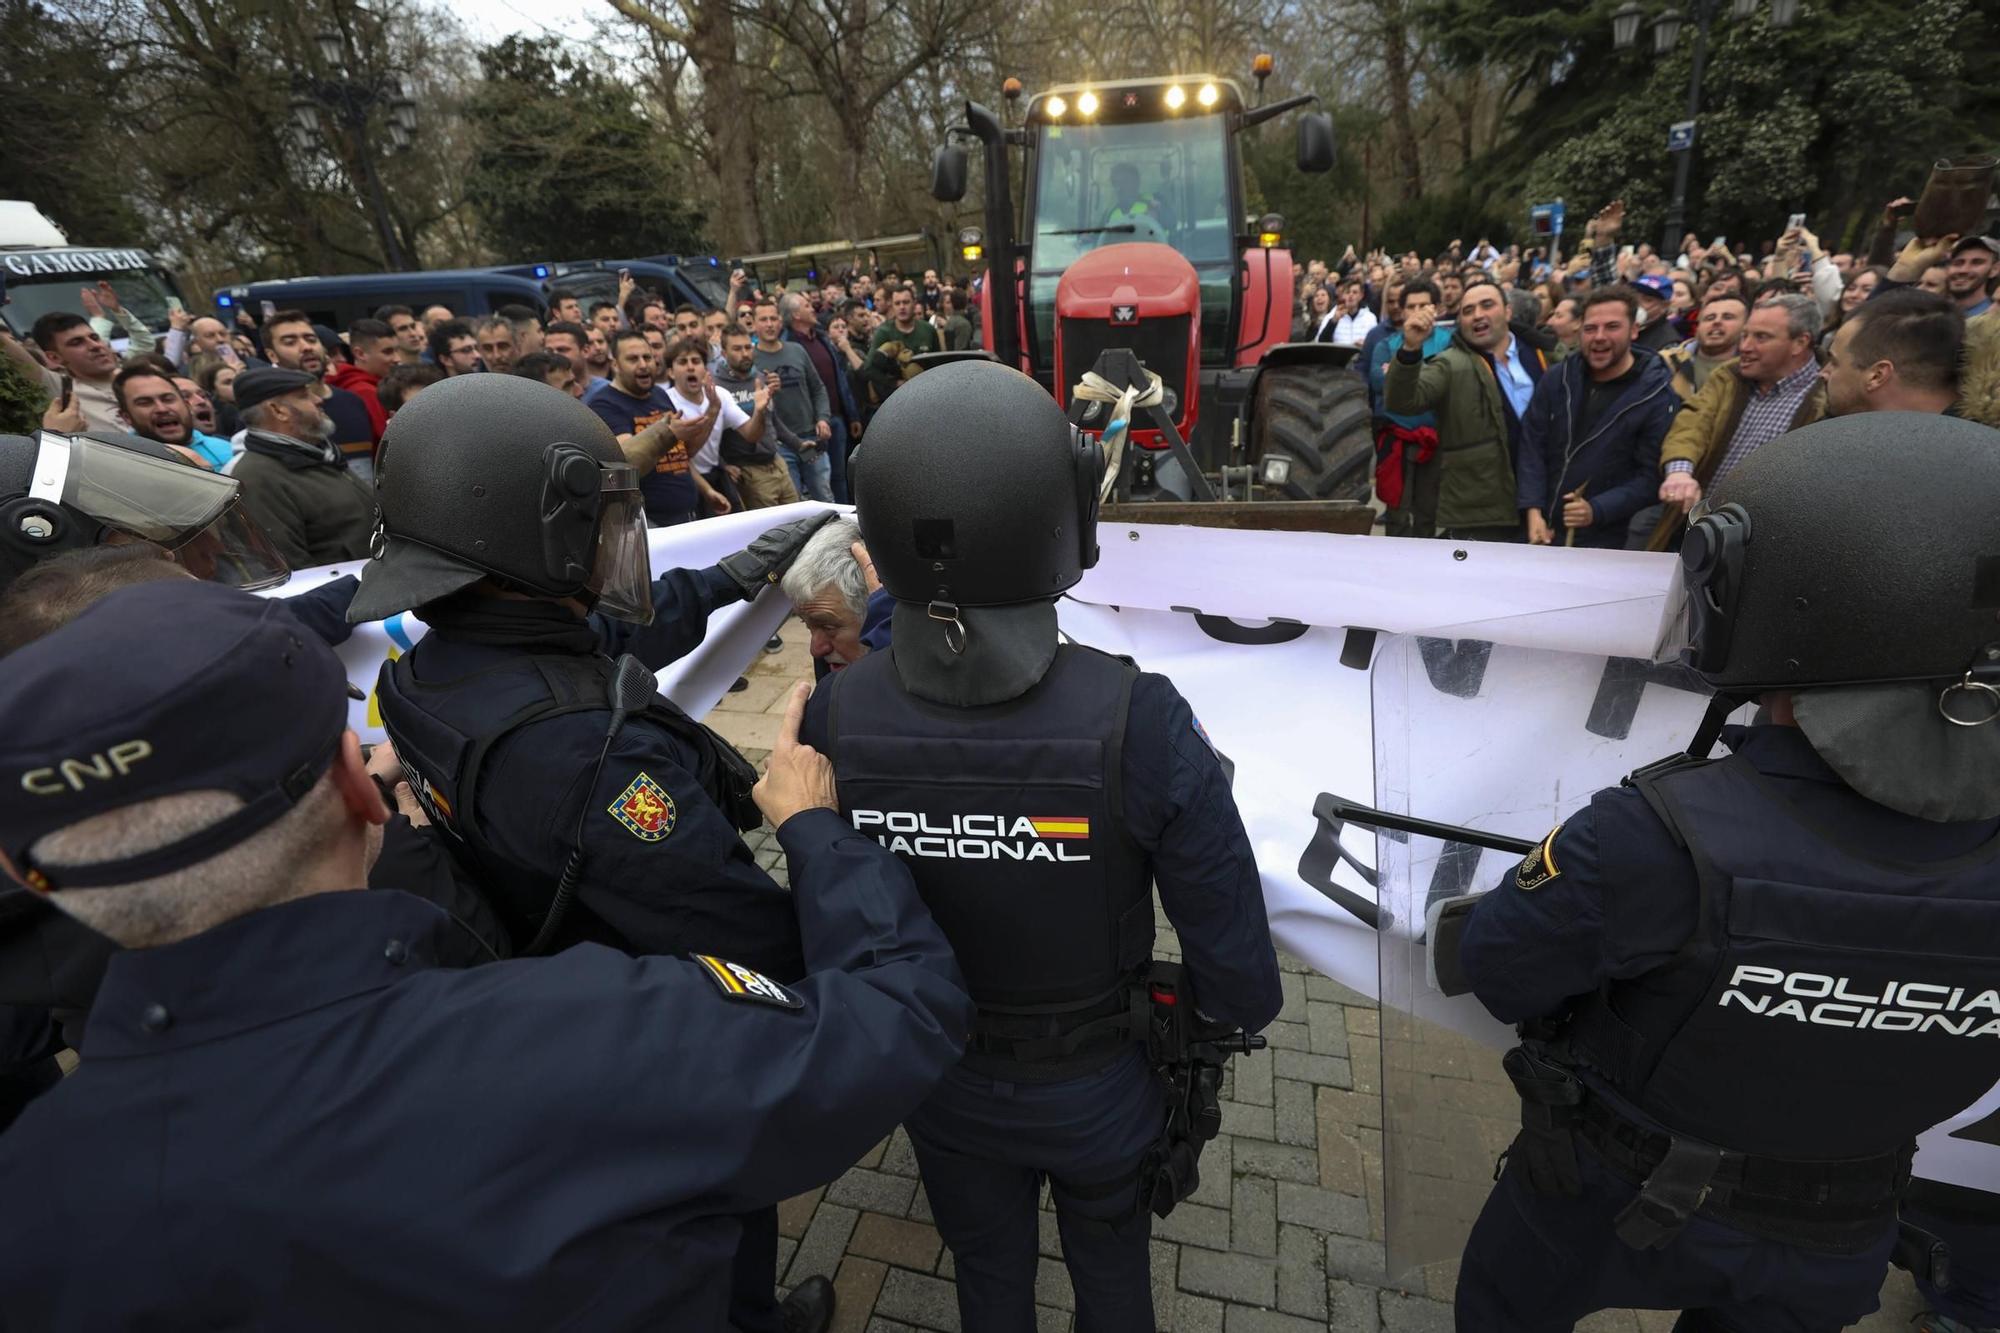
[717,510,839,601]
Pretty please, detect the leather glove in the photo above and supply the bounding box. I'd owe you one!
[717,511,839,601]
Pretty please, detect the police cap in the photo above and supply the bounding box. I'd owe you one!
[0,580,351,893]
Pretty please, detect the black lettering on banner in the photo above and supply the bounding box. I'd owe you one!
[1173,608,1312,647]
[1339,628,1378,671]
[1587,657,1712,740]
[1417,637,1492,699]
[1949,1105,2000,1149]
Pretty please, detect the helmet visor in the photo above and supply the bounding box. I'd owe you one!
[34,432,291,589]
[586,463,654,625]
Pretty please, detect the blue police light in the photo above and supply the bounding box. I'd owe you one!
[708,256,719,266]
[217,293,234,307]
[533,264,550,278]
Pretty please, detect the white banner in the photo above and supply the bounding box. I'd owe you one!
[279,508,1995,1193]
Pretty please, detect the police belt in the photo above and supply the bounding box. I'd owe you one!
[966,984,1147,1078]
[1573,1091,1913,1253]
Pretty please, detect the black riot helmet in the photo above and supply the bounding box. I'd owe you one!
[1682,412,2000,694]
[854,359,1103,610]
[346,374,653,624]
[0,430,289,592]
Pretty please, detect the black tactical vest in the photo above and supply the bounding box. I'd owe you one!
[375,643,760,946]
[823,644,1154,1078]
[1568,753,2000,1162]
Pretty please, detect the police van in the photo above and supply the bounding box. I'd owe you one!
[0,201,187,341]
[212,268,551,331]
[490,257,732,316]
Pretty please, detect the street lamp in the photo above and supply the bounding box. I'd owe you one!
[290,28,418,269]
[1613,0,1804,253]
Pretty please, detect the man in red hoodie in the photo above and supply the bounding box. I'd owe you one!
[326,318,396,446]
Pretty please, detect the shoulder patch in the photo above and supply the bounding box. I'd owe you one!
[1515,825,1563,892]
[693,955,804,1011]
[609,772,677,842]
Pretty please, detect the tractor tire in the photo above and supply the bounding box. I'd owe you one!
[1250,365,1374,502]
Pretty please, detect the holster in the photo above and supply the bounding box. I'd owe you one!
[1501,1043,1585,1198]
[1613,1136,1723,1250]
[1892,1217,1952,1292]
[1134,962,1265,1220]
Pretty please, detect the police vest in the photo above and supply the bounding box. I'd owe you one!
[823,644,1154,1077]
[1567,752,2000,1162]
[376,645,761,944]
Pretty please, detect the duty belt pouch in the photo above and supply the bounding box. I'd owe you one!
[1892,1217,1952,1292]
[1502,1044,1585,1198]
[1615,1136,1724,1250]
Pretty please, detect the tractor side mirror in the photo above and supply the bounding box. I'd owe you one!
[931,143,969,202]
[1296,112,1336,174]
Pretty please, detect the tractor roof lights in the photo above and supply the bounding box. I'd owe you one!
[1076,90,1099,116]
[1196,82,1220,108]
[1044,94,1067,119]
[1164,84,1186,109]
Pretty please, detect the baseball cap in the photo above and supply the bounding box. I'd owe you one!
[0,580,353,893]
[1952,235,2000,260]
[1632,273,1675,303]
[232,366,322,412]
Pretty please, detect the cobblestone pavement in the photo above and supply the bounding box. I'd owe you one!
[711,633,1928,1332]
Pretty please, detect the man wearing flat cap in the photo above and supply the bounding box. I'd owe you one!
[229,365,374,567]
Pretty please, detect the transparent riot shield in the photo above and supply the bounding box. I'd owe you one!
[1372,630,1729,1278]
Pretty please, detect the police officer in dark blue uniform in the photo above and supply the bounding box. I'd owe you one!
[803,360,1284,1332]
[0,578,971,1330]
[1449,412,2000,1330]
[343,373,842,1330]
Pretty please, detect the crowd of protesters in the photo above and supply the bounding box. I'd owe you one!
[1296,197,2000,549]
[0,260,983,571]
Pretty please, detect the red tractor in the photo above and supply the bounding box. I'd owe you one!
[930,71,1373,504]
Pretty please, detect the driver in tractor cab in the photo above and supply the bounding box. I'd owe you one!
[1101,163,1163,240]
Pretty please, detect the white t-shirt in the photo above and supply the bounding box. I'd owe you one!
[666,383,749,475]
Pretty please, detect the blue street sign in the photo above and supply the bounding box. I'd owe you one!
[1531,201,1566,237]
[1667,119,1696,152]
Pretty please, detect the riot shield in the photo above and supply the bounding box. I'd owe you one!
[1371,630,1728,1278]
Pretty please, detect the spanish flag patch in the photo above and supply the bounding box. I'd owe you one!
[1028,816,1091,841]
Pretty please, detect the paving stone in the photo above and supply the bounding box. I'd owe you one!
[1274,1048,1353,1089]
[777,1236,796,1279]
[866,1320,918,1333]
[1034,1256,1076,1311]
[881,1127,921,1178]
[1220,1098,1275,1141]
[1036,1306,1071,1333]
[1276,949,1314,974]
[855,1137,888,1170]
[907,1180,934,1224]
[1262,1019,1312,1051]
[1317,1083,1383,1131]
[1149,1239,1177,1330]
[1577,1311,1642,1331]
[1233,1043,1276,1106]
[1231,1175,1277,1257]
[1346,1004,1380,1037]
[1276,1222,1328,1320]
[1328,1278,1382,1332]
[831,1256,889,1333]
[1278,969,1309,1024]
[828,1166,919,1216]
[1273,1078,1316,1148]
[1350,1034,1381,1096]
[849,1213,944,1271]
[786,1202,859,1286]
[1307,999,1352,1057]
[1224,1307,1330,1333]
[1380,1288,1456,1332]
[1234,1139,1321,1185]
[1276,1180,1372,1236]
[1170,1293,1226,1333]
[1153,1199,1232,1250]
[873,1268,962,1332]
[1188,1135,1232,1209]
[779,1185,826,1239]
[1038,1209,1062,1258]
[1323,1234,1392,1288]
[1176,1247,1276,1306]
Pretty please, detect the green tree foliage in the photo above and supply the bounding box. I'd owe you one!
[463,37,707,262]
[1242,107,1373,265]
[1425,0,2000,250]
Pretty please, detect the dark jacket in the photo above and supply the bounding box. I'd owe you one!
[1383,321,1552,532]
[783,324,859,425]
[1516,347,1678,548]
[230,430,374,568]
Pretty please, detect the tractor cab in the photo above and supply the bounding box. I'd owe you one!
[933,69,1373,503]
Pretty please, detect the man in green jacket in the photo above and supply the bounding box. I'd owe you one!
[859,284,939,409]
[1383,278,1550,541]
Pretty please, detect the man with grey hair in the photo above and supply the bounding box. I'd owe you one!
[226,365,374,566]
[1649,292,1825,550]
[0,578,972,1332]
[781,515,876,678]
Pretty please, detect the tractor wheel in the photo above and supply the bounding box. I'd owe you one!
[1250,365,1373,502]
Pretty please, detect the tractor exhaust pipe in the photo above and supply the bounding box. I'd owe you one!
[962,101,1021,370]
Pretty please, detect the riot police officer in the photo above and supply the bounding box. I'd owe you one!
[346,373,837,1331]
[1451,412,2000,1330]
[0,577,973,1329]
[1,428,290,592]
[803,360,1283,1332]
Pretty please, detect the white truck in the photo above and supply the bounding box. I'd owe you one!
[0,201,186,341]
